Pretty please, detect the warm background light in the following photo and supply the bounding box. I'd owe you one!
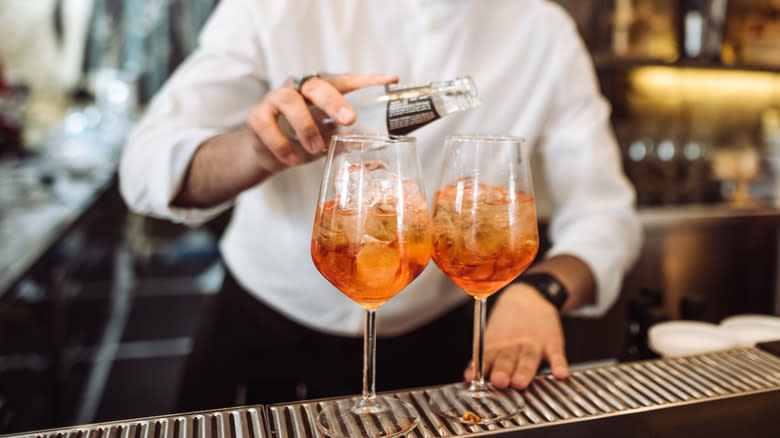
[627,67,780,136]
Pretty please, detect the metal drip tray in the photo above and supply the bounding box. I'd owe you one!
[9,407,266,438]
[267,347,780,437]
[5,347,780,438]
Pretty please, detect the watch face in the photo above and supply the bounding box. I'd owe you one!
[520,273,568,310]
[548,282,562,299]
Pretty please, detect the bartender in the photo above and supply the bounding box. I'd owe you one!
[119,0,641,411]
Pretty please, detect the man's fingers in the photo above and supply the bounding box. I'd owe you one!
[247,73,399,165]
[510,344,542,389]
[464,346,501,383]
[488,347,519,389]
[325,74,399,95]
[265,87,324,154]
[248,101,300,165]
[468,344,563,388]
[299,77,355,126]
[546,348,570,380]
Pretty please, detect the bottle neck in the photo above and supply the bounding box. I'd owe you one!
[431,76,480,114]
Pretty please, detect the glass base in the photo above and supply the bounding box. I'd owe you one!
[430,382,522,425]
[316,395,419,438]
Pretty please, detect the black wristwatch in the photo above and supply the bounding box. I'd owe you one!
[513,273,569,311]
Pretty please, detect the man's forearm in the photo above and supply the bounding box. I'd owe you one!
[172,128,287,208]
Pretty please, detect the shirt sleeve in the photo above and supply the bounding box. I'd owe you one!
[119,0,269,227]
[538,7,643,317]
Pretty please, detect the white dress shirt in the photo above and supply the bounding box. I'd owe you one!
[120,0,642,337]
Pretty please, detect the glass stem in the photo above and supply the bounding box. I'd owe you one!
[363,308,377,403]
[470,298,488,391]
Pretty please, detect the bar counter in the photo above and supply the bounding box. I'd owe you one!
[638,202,780,228]
[3,346,779,438]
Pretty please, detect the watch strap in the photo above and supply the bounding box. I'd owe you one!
[513,272,569,310]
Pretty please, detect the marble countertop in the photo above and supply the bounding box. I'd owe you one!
[0,156,116,296]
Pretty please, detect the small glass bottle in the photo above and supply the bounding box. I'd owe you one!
[279,76,479,159]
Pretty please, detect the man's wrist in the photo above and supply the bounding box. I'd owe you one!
[509,272,569,311]
[243,128,289,174]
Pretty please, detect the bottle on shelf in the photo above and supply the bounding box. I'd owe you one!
[721,0,780,67]
[679,0,728,61]
[611,0,679,62]
[278,76,480,160]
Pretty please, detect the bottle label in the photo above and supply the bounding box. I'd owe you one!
[385,84,441,135]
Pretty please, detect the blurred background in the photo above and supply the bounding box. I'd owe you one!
[0,0,779,433]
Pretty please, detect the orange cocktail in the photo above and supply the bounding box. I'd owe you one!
[431,180,538,299]
[312,196,431,309]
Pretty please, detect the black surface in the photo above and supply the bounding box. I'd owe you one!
[121,294,209,342]
[94,357,184,422]
[757,339,780,358]
[64,294,111,348]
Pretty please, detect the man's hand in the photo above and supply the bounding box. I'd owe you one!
[247,73,398,166]
[465,283,569,389]
[173,73,398,208]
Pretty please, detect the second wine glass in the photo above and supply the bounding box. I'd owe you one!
[311,134,432,438]
[430,135,539,424]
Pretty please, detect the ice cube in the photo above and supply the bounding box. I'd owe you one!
[466,220,507,259]
[366,211,399,243]
[483,186,508,205]
[402,179,426,210]
[511,194,537,228]
[355,235,400,288]
[461,260,496,281]
[334,160,401,212]
[363,161,400,209]
[334,162,364,213]
[317,211,355,248]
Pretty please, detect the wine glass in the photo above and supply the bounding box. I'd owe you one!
[429,135,539,424]
[311,135,432,438]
